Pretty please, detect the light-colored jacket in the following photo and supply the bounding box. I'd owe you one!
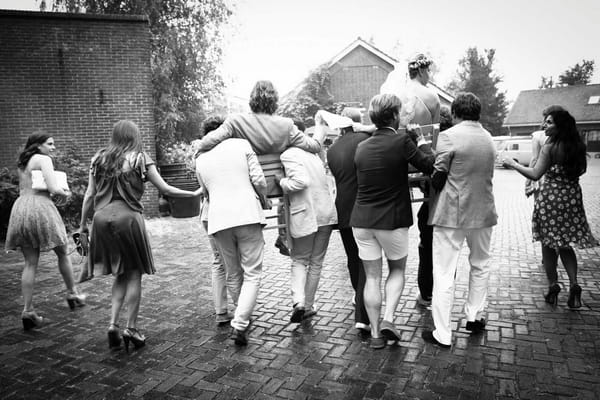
[194,113,321,156]
[429,120,498,229]
[279,147,337,238]
[195,139,266,235]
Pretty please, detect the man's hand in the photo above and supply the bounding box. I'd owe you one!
[274,172,284,184]
[314,110,326,126]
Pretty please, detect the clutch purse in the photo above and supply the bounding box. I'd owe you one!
[31,170,69,191]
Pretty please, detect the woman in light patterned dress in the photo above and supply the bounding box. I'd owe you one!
[5,131,86,331]
[503,110,598,309]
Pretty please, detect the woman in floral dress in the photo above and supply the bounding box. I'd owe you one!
[504,110,598,308]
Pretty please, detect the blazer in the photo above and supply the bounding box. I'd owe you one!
[350,128,434,230]
[327,131,370,229]
[279,147,337,238]
[195,139,267,235]
[429,120,498,229]
[193,112,321,156]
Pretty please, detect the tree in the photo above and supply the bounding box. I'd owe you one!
[447,47,508,135]
[278,64,341,127]
[558,59,595,86]
[44,0,232,154]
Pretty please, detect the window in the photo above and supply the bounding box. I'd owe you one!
[588,96,600,105]
[510,143,519,150]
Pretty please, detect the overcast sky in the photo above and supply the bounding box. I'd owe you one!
[3,0,599,103]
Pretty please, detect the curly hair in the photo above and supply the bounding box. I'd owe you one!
[93,120,143,178]
[17,130,51,170]
[451,92,481,121]
[546,110,587,178]
[439,105,453,132]
[201,115,226,136]
[369,94,402,129]
[249,80,278,114]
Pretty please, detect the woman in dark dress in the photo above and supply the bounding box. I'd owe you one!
[79,120,201,350]
[503,110,598,308]
[6,132,86,330]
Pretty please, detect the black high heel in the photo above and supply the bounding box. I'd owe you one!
[108,324,122,350]
[122,327,146,352]
[22,310,44,331]
[544,283,561,306]
[66,292,87,310]
[567,284,582,309]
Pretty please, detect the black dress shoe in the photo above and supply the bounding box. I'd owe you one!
[465,318,486,334]
[233,328,248,346]
[290,305,305,323]
[421,330,451,349]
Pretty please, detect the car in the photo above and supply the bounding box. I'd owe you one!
[495,136,532,166]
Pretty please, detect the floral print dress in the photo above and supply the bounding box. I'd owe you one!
[532,164,598,249]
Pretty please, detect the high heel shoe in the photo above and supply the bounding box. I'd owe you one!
[22,310,44,331]
[567,284,582,309]
[66,292,87,310]
[108,324,122,350]
[122,327,146,352]
[544,283,561,306]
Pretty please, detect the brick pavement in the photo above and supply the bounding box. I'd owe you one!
[1,161,599,399]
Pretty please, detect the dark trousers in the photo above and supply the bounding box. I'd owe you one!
[339,228,369,325]
[417,202,434,301]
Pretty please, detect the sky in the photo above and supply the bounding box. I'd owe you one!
[3,0,599,104]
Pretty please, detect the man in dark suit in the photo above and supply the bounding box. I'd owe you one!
[326,107,371,337]
[350,94,434,349]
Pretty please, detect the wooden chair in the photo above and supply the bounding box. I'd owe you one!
[257,154,293,253]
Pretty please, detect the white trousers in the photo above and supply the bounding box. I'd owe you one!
[431,226,493,345]
[213,224,264,331]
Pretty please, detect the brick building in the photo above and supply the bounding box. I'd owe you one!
[0,10,158,215]
[504,84,600,154]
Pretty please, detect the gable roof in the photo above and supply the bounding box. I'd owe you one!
[329,38,454,104]
[329,37,397,68]
[504,84,600,127]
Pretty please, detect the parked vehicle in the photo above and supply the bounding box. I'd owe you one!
[494,136,532,166]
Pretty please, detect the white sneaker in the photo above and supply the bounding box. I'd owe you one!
[416,294,432,309]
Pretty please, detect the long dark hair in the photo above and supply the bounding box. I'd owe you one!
[17,130,51,170]
[93,120,143,178]
[547,110,587,177]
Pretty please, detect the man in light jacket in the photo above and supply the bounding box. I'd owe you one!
[275,118,337,323]
[196,138,268,346]
[422,92,498,349]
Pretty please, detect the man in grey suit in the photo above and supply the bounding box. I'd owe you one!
[422,92,498,349]
[193,80,321,156]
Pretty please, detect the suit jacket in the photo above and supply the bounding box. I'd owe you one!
[350,128,434,230]
[195,139,266,235]
[279,148,337,238]
[194,113,321,155]
[429,120,498,229]
[327,131,370,229]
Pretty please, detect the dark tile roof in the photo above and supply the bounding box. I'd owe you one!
[504,84,600,126]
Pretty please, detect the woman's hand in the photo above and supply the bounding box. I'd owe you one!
[502,157,517,169]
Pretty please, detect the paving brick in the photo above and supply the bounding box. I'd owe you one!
[2,163,600,399]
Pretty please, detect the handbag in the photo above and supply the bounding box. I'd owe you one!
[31,170,69,191]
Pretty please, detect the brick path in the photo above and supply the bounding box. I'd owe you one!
[1,161,599,399]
